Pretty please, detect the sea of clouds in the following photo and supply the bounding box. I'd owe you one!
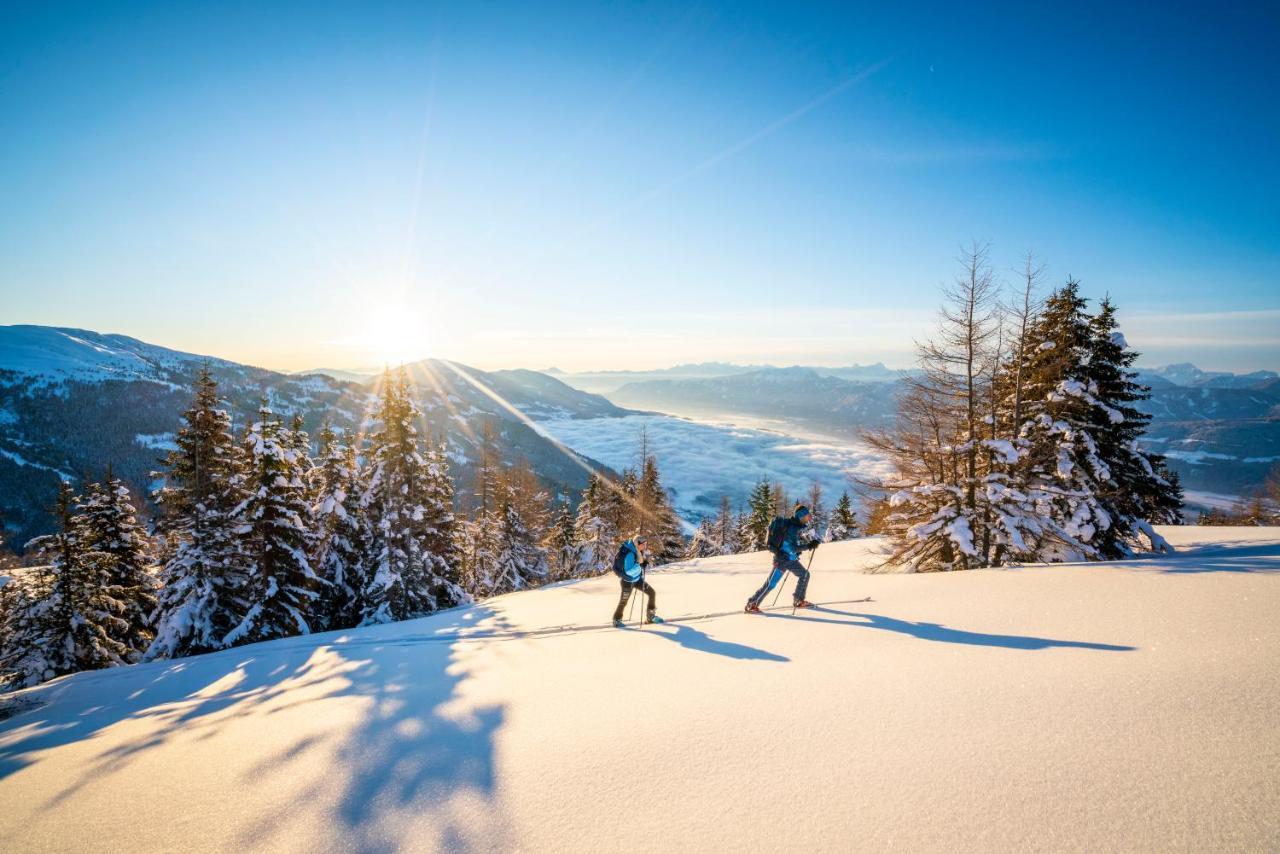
[536,414,893,524]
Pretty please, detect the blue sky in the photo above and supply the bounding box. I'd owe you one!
[2,1,1277,371]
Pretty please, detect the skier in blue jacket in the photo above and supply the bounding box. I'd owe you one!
[745,504,820,613]
[612,534,664,627]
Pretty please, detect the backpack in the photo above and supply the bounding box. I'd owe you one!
[612,542,632,577]
[765,518,786,554]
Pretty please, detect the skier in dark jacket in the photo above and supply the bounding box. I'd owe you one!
[745,504,820,612]
[612,534,664,627]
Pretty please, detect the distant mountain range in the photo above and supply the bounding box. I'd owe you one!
[1137,363,1279,390]
[0,326,628,550]
[552,361,905,394]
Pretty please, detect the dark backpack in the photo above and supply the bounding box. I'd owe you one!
[765,518,786,554]
[612,542,632,577]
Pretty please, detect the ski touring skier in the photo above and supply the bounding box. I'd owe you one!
[612,533,664,628]
[745,503,820,613]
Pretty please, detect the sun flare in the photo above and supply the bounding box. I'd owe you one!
[355,305,428,367]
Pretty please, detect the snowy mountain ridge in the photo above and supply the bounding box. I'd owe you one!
[0,326,630,550]
[1,527,1277,852]
[0,325,243,387]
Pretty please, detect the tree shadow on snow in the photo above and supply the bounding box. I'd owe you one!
[1142,540,1280,574]
[779,607,1135,652]
[0,606,516,853]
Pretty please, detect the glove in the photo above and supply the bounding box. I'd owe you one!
[805,539,820,551]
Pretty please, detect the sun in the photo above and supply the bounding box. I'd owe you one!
[357,305,428,367]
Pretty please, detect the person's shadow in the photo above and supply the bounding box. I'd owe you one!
[632,622,789,662]
[775,607,1134,652]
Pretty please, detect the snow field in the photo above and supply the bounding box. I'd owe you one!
[1,527,1278,852]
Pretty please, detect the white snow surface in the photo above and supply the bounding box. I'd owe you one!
[2,527,1279,853]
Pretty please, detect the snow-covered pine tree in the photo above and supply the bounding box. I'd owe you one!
[310,424,367,630]
[1083,297,1182,554]
[734,504,752,552]
[223,407,319,646]
[460,465,548,599]
[359,369,466,624]
[1011,279,1118,561]
[288,413,314,485]
[744,481,775,550]
[825,491,859,542]
[2,483,131,687]
[420,439,465,609]
[493,479,549,594]
[542,500,581,581]
[148,368,249,659]
[77,470,159,659]
[572,473,618,576]
[635,454,685,564]
[685,517,721,559]
[714,495,741,555]
[458,511,500,597]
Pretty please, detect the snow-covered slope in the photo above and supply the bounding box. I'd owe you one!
[0,325,241,384]
[2,528,1278,852]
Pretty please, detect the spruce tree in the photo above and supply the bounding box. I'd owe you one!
[458,512,500,597]
[1084,297,1182,554]
[494,481,549,594]
[542,500,581,581]
[360,369,466,624]
[224,408,319,645]
[288,413,314,483]
[77,470,159,659]
[310,424,367,630]
[685,517,721,559]
[714,495,741,555]
[461,472,548,599]
[745,481,775,550]
[2,483,131,687]
[826,491,859,541]
[572,474,618,576]
[1013,280,1118,560]
[148,369,248,659]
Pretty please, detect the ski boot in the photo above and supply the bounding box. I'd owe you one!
[744,601,762,614]
[613,619,626,629]
[646,614,665,625]
[793,599,815,609]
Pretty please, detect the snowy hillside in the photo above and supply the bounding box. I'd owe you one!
[0,325,245,385]
[2,527,1277,852]
[0,326,626,549]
